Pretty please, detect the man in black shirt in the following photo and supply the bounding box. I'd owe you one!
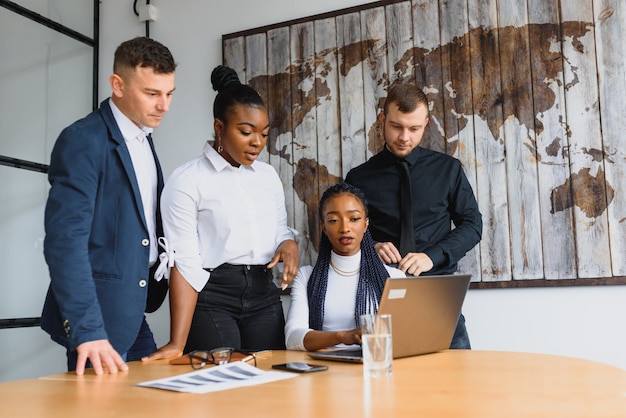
[345,84,482,349]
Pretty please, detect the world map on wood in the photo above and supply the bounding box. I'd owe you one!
[223,0,626,285]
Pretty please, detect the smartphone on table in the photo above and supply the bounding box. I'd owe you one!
[272,362,328,373]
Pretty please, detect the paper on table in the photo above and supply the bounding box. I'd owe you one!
[136,361,298,394]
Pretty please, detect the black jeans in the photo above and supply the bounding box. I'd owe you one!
[185,264,286,353]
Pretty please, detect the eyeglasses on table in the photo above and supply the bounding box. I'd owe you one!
[188,347,257,369]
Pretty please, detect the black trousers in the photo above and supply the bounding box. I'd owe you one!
[185,264,286,352]
[450,313,471,349]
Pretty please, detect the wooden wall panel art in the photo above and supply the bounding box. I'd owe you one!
[223,0,626,288]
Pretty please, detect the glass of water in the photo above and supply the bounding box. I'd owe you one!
[360,313,392,377]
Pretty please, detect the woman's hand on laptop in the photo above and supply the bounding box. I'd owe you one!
[303,327,363,351]
[337,327,362,346]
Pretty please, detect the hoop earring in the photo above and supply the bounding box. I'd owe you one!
[217,137,223,153]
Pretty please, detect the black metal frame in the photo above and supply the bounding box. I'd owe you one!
[0,0,99,329]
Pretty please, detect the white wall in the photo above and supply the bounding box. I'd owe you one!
[464,286,626,370]
[1,0,624,383]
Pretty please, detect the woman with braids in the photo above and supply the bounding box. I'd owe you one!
[285,183,404,351]
[143,65,298,361]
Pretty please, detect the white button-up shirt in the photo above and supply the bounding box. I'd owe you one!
[160,142,295,291]
[110,100,158,265]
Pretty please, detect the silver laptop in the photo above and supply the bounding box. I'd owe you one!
[307,274,471,363]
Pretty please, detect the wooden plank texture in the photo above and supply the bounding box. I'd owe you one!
[412,0,446,154]
[223,37,246,82]
[385,1,414,85]
[310,17,343,249]
[439,0,481,279]
[313,17,342,186]
[246,33,269,164]
[266,27,296,248]
[467,0,512,282]
[593,0,626,276]
[561,1,612,278]
[336,12,367,177]
[527,0,576,279]
[359,6,388,160]
[290,22,319,266]
[498,1,544,279]
[222,0,626,286]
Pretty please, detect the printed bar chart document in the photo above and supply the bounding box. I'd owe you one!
[137,361,297,394]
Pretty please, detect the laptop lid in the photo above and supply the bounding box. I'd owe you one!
[307,274,471,363]
[380,274,471,358]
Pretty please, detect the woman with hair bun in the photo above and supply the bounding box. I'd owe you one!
[143,66,298,360]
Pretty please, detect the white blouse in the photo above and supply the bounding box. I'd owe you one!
[160,142,294,291]
[285,251,405,350]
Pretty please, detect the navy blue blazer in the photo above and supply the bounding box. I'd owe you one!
[41,99,165,354]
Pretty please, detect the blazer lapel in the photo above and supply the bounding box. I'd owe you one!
[100,99,149,229]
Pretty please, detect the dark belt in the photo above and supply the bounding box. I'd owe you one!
[205,263,268,273]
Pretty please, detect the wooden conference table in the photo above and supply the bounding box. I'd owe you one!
[1,350,625,417]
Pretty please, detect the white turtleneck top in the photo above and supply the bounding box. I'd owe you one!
[284,250,405,351]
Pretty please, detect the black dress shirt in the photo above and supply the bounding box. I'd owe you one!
[345,145,482,275]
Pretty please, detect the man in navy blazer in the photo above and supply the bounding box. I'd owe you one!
[41,37,176,375]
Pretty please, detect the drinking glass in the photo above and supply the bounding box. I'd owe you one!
[360,313,392,377]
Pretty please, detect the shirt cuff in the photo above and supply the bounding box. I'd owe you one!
[285,327,310,351]
[425,246,447,269]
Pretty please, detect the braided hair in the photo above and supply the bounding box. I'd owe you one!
[307,183,390,330]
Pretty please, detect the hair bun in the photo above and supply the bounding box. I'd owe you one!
[211,65,241,92]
